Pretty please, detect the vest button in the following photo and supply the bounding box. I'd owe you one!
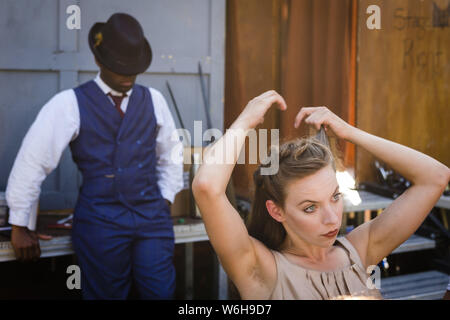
[117,167,123,172]
[140,191,145,196]
[138,163,143,168]
[137,140,142,145]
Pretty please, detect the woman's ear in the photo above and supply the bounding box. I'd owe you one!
[266,200,285,222]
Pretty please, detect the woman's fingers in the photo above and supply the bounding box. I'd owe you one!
[259,90,287,111]
[267,92,287,111]
[238,90,287,129]
[305,114,321,130]
[304,108,329,130]
[295,106,352,140]
[295,106,325,128]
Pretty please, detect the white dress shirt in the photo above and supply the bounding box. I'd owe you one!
[6,74,184,230]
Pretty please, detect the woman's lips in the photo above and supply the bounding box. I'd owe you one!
[322,229,338,237]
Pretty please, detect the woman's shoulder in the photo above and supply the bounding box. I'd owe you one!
[337,227,370,269]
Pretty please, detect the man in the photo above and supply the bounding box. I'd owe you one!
[6,13,184,299]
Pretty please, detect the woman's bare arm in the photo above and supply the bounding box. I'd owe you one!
[192,91,287,296]
[345,127,449,267]
[294,106,450,268]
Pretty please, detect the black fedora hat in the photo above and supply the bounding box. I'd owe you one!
[89,13,152,75]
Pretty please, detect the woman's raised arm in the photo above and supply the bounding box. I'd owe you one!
[192,91,286,296]
[295,106,450,268]
[345,126,449,267]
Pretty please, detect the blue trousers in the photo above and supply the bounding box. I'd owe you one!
[71,202,175,300]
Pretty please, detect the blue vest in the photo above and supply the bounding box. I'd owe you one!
[70,80,170,225]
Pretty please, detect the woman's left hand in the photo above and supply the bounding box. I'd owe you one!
[294,106,353,140]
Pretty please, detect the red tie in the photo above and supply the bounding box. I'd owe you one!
[108,92,126,118]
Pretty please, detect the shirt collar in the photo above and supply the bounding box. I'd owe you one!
[94,73,133,97]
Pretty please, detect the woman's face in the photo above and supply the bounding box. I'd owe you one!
[281,164,343,248]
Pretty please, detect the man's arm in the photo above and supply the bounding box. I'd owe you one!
[150,88,184,206]
[6,90,79,261]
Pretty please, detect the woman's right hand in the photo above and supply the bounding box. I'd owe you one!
[233,90,287,130]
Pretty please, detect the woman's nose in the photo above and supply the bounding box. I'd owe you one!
[322,206,339,225]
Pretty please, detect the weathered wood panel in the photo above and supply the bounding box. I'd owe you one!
[356,0,450,183]
[225,0,282,198]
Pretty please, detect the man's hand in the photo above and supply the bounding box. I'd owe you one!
[11,225,52,262]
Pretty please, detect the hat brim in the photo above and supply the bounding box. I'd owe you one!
[88,22,152,75]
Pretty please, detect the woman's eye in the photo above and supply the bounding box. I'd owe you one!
[333,193,342,201]
[304,205,316,213]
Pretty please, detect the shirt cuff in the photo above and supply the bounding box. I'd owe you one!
[8,209,30,228]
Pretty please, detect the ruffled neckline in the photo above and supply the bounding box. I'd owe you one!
[276,237,363,275]
[276,250,360,275]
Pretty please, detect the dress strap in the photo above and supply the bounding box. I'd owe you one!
[335,236,365,268]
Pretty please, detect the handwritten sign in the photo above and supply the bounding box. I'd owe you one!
[356,0,449,183]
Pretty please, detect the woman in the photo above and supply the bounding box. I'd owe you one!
[192,90,449,299]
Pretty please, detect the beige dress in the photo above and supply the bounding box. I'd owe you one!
[269,236,383,300]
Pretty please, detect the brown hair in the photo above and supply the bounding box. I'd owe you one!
[246,133,338,251]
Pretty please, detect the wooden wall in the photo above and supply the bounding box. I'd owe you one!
[225,0,282,197]
[225,0,354,198]
[226,0,449,199]
[356,0,450,183]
